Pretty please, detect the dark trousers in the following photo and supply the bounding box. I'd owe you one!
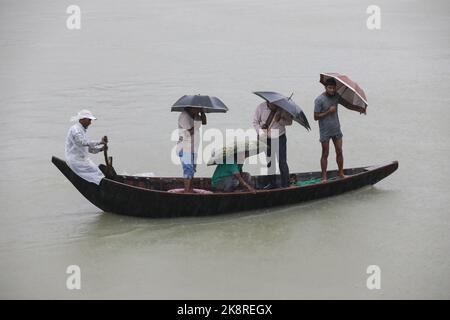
[266,134,289,187]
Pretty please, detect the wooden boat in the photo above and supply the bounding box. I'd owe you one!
[51,156,398,218]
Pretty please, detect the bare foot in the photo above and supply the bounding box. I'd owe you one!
[338,174,347,180]
[321,176,328,183]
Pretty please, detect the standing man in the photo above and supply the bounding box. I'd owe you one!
[314,78,366,181]
[177,107,207,193]
[253,101,293,188]
[65,110,107,185]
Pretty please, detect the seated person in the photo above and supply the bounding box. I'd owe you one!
[211,152,255,193]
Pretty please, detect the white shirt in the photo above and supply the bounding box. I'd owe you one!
[65,122,104,185]
[65,123,102,160]
[253,102,293,138]
[177,111,201,154]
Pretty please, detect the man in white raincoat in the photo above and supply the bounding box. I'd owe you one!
[65,110,107,185]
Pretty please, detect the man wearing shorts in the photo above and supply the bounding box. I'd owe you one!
[177,107,206,193]
[314,78,366,181]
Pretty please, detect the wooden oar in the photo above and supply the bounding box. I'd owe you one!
[103,136,109,166]
[102,136,116,177]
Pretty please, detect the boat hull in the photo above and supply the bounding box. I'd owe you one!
[51,156,398,218]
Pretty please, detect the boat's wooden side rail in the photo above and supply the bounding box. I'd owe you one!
[112,167,368,191]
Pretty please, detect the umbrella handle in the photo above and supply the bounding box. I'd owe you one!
[264,110,277,128]
[200,111,207,124]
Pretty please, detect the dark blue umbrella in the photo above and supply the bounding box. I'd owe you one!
[253,91,311,131]
[171,94,229,113]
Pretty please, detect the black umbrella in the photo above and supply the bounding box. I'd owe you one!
[171,94,229,113]
[253,91,311,131]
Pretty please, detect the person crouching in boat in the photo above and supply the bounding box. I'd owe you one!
[210,151,255,193]
[176,107,207,193]
[65,110,107,185]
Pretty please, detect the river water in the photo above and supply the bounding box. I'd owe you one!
[0,0,449,299]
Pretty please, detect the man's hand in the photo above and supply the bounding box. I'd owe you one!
[315,105,337,121]
[101,136,108,144]
[261,123,269,130]
[328,105,337,114]
[360,107,367,115]
[200,111,207,125]
[244,183,257,194]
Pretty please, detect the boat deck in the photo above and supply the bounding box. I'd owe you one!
[111,167,368,192]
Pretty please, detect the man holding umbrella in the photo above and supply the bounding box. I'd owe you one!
[176,107,206,193]
[253,92,310,189]
[314,74,367,182]
[172,94,228,193]
[253,101,292,188]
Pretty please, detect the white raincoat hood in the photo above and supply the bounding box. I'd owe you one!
[70,109,97,122]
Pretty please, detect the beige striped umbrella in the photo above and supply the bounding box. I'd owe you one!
[320,73,368,109]
[207,139,267,166]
